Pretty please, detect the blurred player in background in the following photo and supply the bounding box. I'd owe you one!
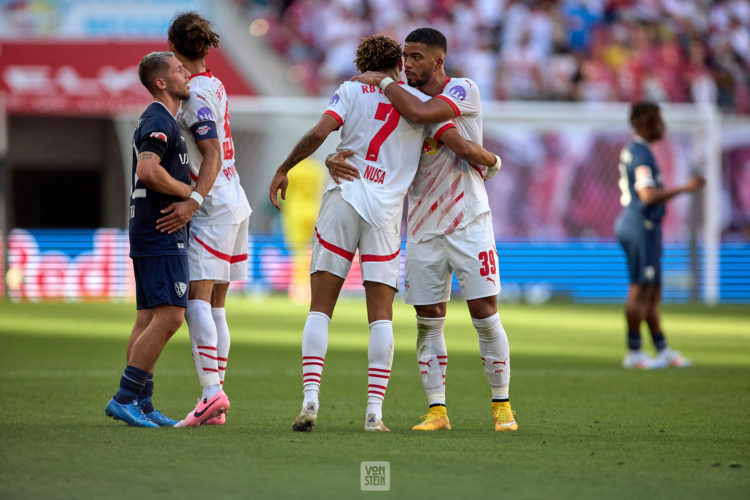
[615,102,705,369]
[164,12,252,426]
[280,158,325,304]
[330,27,514,432]
[269,34,500,432]
[105,51,193,427]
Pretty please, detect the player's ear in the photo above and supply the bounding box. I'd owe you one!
[397,59,403,73]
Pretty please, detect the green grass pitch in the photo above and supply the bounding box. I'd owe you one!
[0,297,748,499]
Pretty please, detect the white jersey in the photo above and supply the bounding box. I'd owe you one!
[324,81,452,234]
[406,77,490,243]
[177,70,252,225]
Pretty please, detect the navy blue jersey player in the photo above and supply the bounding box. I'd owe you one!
[106,51,201,427]
[614,102,705,370]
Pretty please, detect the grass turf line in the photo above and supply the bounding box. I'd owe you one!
[0,297,747,499]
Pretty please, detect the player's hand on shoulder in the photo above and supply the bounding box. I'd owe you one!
[686,175,706,192]
[325,150,359,185]
[156,200,197,234]
[269,169,289,211]
[351,71,387,86]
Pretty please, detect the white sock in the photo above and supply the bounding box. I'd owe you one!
[212,307,230,387]
[185,299,221,398]
[416,315,447,406]
[473,313,510,396]
[367,320,394,420]
[301,311,330,408]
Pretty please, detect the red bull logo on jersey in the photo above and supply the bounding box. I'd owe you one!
[149,131,167,142]
[196,125,211,136]
[421,137,442,156]
[364,165,386,184]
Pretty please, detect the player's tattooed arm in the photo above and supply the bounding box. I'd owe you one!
[269,113,339,210]
[136,151,192,199]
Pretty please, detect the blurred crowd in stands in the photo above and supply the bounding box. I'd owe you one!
[245,0,750,113]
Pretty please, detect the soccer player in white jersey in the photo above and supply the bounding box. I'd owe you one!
[268,35,501,432]
[330,27,517,431]
[160,12,252,427]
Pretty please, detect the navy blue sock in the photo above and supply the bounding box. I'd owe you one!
[138,374,155,413]
[113,365,149,405]
[651,331,667,351]
[492,398,509,403]
[627,330,641,351]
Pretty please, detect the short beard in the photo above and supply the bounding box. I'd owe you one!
[407,75,429,88]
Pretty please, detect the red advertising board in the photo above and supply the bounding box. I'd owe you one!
[0,40,255,115]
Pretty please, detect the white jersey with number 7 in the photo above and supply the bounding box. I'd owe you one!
[323,81,454,234]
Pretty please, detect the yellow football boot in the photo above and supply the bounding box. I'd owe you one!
[492,401,518,431]
[412,406,451,431]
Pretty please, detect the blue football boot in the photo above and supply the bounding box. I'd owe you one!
[143,407,179,427]
[105,398,159,428]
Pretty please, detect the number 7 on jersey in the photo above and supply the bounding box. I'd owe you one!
[366,103,401,162]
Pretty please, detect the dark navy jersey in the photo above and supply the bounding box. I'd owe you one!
[129,101,190,257]
[616,136,665,224]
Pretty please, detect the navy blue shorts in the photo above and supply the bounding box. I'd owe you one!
[132,255,189,310]
[614,211,662,286]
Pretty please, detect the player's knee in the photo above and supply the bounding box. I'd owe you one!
[414,304,445,318]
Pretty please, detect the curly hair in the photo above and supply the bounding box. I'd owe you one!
[168,12,219,61]
[354,35,402,73]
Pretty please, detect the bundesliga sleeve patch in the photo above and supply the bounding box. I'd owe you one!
[197,106,215,122]
[329,93,340,106]
[446,85,467,102]
[149,131,167,142]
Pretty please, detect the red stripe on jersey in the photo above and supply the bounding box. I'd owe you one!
[190,171,198,182]
[368,368,391,373]
[303,356,325,361]
[441,77,452,93]
[323,110,343,128]
[361,247,400,262]
[190,70,213,79]
[368,384,388,390]
[436,94,461,117]
[303,361,324,367]
[368,373,390,379]
[437,356,448,359]
[217,357,227,362]
[202,367,219,373]
[194,235,248,263]
[470,163,484,179]
[199,352,219,360]
[218,366,226,371]
[368,390,386,397]
[445,212,465,234]
[198,345,217,351]
[434,123,456,142]
[314,227,354,261]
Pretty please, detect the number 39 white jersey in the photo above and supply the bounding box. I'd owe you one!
[324,81,453,233]
[177,71,251,225]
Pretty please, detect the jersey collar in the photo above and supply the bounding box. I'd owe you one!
[190,69,212,80]
[440,77,452,93]
[633,135,651,149]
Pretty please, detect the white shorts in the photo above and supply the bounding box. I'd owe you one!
[310,189,401,289]
[404,213,500,305]
[188,217,249,283]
